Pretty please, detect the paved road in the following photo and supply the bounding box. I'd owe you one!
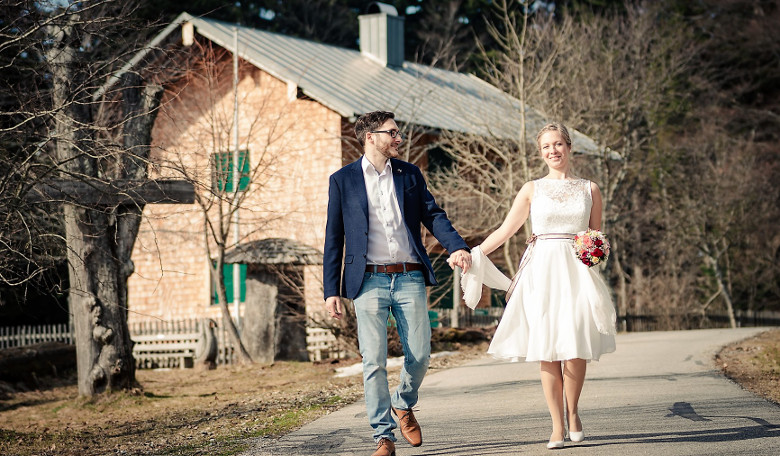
[242,328,780,455]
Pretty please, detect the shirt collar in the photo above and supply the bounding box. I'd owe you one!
[361,155,392,177]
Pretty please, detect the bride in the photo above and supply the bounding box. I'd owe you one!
[452,122,616,450]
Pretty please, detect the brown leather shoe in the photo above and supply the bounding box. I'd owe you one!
[371,437,395,456]
[392,407,422,447]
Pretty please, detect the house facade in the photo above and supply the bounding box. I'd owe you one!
[128,57,340,327]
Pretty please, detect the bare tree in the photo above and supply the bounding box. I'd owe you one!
[432,2,705,323]
[538,3,699,319]
[664,110,778,328]
[433,0,780,328]
[429,0,577,274]
[0,0,186,396]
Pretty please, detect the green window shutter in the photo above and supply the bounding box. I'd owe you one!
[237,150,250,191]
[212,150,250,193]
[212,263,247,305]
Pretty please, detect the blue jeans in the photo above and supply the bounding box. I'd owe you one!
[353,270,431,442]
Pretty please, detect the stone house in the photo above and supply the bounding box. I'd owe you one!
[123,4,600,362]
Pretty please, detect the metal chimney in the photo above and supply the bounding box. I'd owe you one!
[358,2,405,68]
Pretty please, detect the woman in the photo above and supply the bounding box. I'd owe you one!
[455,123,616,449]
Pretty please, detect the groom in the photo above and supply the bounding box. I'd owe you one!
[323,110,471,456]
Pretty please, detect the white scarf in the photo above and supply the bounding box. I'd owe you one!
[460,246,511,309]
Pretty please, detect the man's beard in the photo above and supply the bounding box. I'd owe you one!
[380,143,399,159]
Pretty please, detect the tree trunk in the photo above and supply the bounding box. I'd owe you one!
[116,74,164,322]
[704,250,737,329]
[48,21,164,395]
[66,206,138,395]
[611,237,628,321]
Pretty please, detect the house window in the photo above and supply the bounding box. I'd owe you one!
[213,149,250,192]
[211,263,246,306]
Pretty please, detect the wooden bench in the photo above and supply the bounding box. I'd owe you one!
[132,332,200,369]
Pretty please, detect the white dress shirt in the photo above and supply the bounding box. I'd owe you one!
[361,156,419,265]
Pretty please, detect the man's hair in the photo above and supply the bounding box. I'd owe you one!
[354,111,395,147]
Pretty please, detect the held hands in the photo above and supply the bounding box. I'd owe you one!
[325,296,343,320]
[447,248,472,274]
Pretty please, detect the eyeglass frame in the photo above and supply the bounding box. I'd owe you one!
[370,129,404,139]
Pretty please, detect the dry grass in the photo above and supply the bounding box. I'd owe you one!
[0,341,489,456]
[715,328,780,405]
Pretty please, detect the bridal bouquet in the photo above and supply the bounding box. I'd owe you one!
[573,229,610,267]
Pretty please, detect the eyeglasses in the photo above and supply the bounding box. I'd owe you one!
[371,129,404,139]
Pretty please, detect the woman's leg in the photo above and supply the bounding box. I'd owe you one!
[563,358,587,433]
[540,361,565,442]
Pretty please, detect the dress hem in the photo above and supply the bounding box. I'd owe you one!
[486,349,615,363]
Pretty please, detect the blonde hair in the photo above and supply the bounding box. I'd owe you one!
[536,123,572,152]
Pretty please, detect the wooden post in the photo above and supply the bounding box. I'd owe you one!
[26,179,195,205]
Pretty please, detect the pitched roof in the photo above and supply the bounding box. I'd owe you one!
[119,12,602,155]
[224,238,322,265]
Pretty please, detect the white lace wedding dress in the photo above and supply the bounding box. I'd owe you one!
[487,178,617,362]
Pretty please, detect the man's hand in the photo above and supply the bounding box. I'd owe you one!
[448,248,472,274]
[325,296,343,320]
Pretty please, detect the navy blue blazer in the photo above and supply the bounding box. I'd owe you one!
[323,158,469,300]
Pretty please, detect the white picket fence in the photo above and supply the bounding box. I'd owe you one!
[0,323,73,349]
[0,320,343,365]
[306,327,347,361]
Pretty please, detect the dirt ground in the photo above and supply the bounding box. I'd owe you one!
[1,328,778,456]
[0,336,490,456]
[715,327,780,405]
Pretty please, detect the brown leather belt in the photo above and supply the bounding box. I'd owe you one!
[366,263,424,273]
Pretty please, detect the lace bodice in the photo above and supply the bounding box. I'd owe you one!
[530,178,592,234]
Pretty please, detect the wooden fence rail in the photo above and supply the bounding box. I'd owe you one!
[0,323,73,349]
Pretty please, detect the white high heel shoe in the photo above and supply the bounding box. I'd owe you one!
[547,439,564,449]
[547,431,565,449]
[568,415,585,442]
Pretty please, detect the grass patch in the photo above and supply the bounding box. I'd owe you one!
[259,406,320,437]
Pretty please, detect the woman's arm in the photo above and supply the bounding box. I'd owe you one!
[479,181,534,255]
[589,181,603,230]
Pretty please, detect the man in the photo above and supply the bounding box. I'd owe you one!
[323,111,471,456]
